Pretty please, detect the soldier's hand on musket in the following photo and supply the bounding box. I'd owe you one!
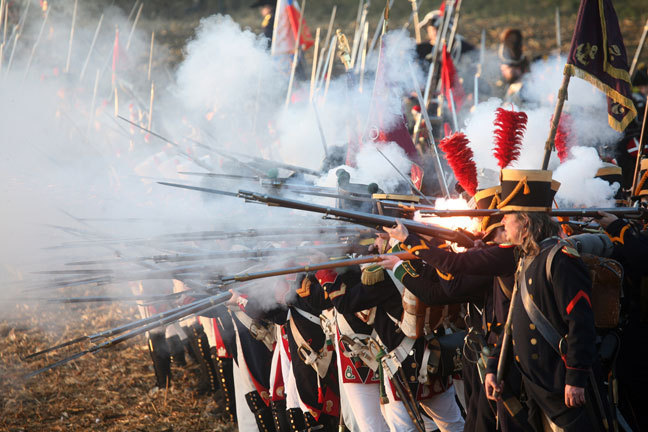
[484,373,502,401]
[377,254,401,270]
[383,219,409,242]
[564,385,585,407]
[595,211,618,229]
[369,233,390,255]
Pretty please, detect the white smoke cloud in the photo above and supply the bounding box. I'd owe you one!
[553,146,618,207]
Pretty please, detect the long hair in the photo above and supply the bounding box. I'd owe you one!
[514,212,560,256]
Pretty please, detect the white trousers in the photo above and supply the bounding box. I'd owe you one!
[380,374,465,432]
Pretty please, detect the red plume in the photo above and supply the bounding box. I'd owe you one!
[493,107,528,168]
[554,113,572,163]
[439,132,478,196]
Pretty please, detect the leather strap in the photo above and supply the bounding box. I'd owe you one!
[518,258,565,356]
[288,317,333,378]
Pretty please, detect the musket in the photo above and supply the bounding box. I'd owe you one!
[494,271,520,399]
[224,149,321,177]
[116,115,214,172]
[159,180,376,204]
[220,251,416,283]
[14,293,186,305]
[21,264,226,293]
[20,293,214,361]
[237,190,476,248]
[64,243,350,266]
[47,225,371,250]
[415,207,646,219]
[23,292,231,377]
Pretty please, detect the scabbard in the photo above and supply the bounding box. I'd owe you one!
[391,368,426,432]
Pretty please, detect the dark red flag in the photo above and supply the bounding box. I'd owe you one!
[564,0,636,131]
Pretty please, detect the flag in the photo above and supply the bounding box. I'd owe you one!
[271,0,314,55]
[441,43,465,113]
[564,0,636,132]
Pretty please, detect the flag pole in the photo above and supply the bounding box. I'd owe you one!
[79,14,104,82]
[629,17,648,77]
[555,7,561,55]
[285,0,306,107]
[64,0,78,73]
[630,97,648,197]
[409,0,422,44]
[314,5,336,78]
[309,27,320,102]
[542,72,571,170]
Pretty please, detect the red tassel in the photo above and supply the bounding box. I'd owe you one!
[554,113,572,163]
[493,107,528,168]
[439,132,478,196]
[318,386,324,404]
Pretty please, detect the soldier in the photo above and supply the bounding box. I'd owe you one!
[317,236,465,432]
[250,0,275,43]
[484,169,610,431]
[331,268,390,431]
[380,186,530,432]
[594,179,648,431]
[416,10,475,67]
[284,273,340,431]
[496,28,529,105]
[227,290,278,432]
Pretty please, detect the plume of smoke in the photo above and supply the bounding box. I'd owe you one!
[553,146,618,207]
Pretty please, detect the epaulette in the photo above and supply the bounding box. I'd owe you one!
[361,265,385,285]
[561,245,580,258]
[262,14,272,28]
[296,277,311,298]
[499,243,514,248]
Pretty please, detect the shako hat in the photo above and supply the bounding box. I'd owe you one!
[595,162,625,205]
[498,169,559,211]
[499,28,525,66]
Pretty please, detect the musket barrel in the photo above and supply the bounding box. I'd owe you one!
[239,190,475,248]
[221,252,416,283]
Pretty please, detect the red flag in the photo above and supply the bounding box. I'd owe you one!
[441,44,465,113]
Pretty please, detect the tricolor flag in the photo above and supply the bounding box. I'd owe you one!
[564,0,637,131]
[271,0,314,56]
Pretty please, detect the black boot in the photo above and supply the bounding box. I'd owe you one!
[185,323,220,394]
[148,331,171,388]
[271,399,290,431]
[167,334,187,366]
[286,408,306,432]
[246,391,277,432]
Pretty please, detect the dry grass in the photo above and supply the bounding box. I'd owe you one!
[0,301,234,431]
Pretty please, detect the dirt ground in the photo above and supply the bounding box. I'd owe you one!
[0,299,235,432]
